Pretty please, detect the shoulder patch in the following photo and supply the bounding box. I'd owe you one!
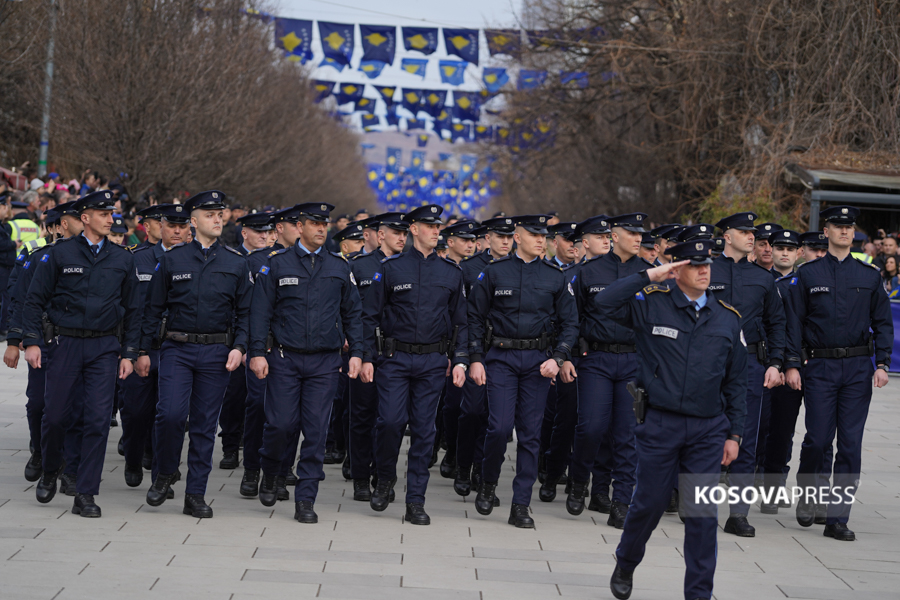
[441,256,462,269]
[127,243,139,251]
[718,299,742,318]
[40,254,49,262]
[855,257,879,269]
[259,265,269,275]
[381,253,403,264]
[642,283,670,294]
[330,251,348,262]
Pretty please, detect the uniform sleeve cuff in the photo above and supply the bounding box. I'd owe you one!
[233,345,246,355]
[349,350,363,360]
[469,353,483,364]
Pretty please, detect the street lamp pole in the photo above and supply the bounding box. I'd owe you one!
[37,0,59,178]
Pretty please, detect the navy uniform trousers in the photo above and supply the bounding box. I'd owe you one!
[728,356,764,515]
[442,379,464,461]
[798,356,872,524]
[218,364,247,455]
[570,351,637,504]
[119,349,158,468]
[374,351,447,504]
[25,347,49,453]
[349,377,379,480]
[153,341,231,495]
[616,409,729,600]
[326,357,350,454]
[259,350,341,501]
[42,335,119,495]
[457,380,488,478]
[243,369,301,476]
[482,348,551,506]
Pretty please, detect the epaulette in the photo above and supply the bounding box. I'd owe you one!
[380,253,403,264]
[268,249,280,257]
[540,258,563,272]
[718,299,742,318]
[775,273,794,283]
[350,252,368,261]
[855,257,880,269]
[249,246,270,255]
[490,254,511,264]
[222,245,243,256]
[441,256,462,269]
[131,244,152,254]
[126,243,139,251]
[641,283,670,294]
[330,251,348,262]
[796,257,821,268]
[749,260,774,273]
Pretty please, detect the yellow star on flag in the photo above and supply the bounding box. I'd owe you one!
[493,34,510,47]
[365,32,388,46]
[343,85,358,95]
[361,64,376,72]
[404,64,421,74]
[323,31,346,51]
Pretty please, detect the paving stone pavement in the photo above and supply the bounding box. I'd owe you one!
[0,365,897,600]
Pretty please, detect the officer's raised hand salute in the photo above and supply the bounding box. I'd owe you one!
[783,206,892,542]
[22,191,142,518]
[596,242,746,600]
[141,191,251,519]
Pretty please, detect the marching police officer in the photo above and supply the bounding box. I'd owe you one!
[468,215,578,528]
[23,191,142,517]
[139,190,251,518]
[333,222,366,257]
[360,204,468,526]
[710,211,786,537]
[249,203,363,524]
[784,206,892,541]
[135,205,165,249]
[753,223,783,272]
[599,240,747,600]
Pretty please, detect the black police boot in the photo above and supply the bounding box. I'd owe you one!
[665,489,678,514]
[439,451,457,479]
[219,451,239,470]
[453,465,472,497]
[508,503,534,528]
[566,480,589,516]
[814,503,828,525]
[183,494,213,518]
[341,455,352,481]
[471,468,483,491]
[142,451,153,471]
[759,500,779,514]
[117,436,125,456]
[352,479,371,501]
[24,452,42,482]
[610,564,634,600]
[72,494,101,518]
[285,470,298,487]
[588,492,612,514]
[724,514,756,537]
[146,473,176,507]
[370,477,396,512]
[258,473,278,507]
[538,474,558,502]
[275,476,289,501]
[608,501,629,529]
[796,499,815,527]
[124,464,143,487]
[823,522,855,541]
[35,467,62,504]
[323,448,337,464]
[405,503,431,525]
[240,469,260,498]
[295,501,318,524]
[110,415,118,428]
[332,448,346,463]
[474,481,498,516]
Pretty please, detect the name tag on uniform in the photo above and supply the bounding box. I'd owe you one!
[589,285,605,293]
[393,283,412,291]
[359,279,373,287]
[172,273,192,281]
[810,286,829,293]
[495,289,513,296]
[708,284,725,291]
[63,267,83,275]
[279,277,299,286]
[137,273,152,282]
[652,326,678,339]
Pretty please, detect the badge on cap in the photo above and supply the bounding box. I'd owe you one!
[747,215,753,220]
[539,216,545,223]
[431,207,437,213]
[842,208,848,214]
[105,193,111,199]
[695,242,703,250]
[505,219,511,225]
[700,226,707,232]
[176,206,182,212]
[321,205,327,211]
[636,215,642,221]
[783,231,789,237]
[212,192,218,199]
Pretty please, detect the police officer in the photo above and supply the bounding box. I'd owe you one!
[333,222,365,256]
[248,202,362,524]
[546,222,578,269]
[136,205,165,249]
[753,223,783,271]
[360,204,468,526]
[139,190,251,519]
[218,211,275,470]
[360,216,381,255]
[23,191,142,517]
[710,211,786,537]
[108,215,128,246]
[453,217,514,498]
[120,204,191,489]
[638,232,658,264]
[469,215,579,528]
[650,224,683,265]
[566,213,653,529]
[602,240,746,600]
[784,206,892,541]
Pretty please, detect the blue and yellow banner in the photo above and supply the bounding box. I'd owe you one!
[451,122,472,142]
[275,18,313,63]
[401,88,424,114]
[402,27,439,55]
[355,97,376,114]
[439,60,467,85]
[482,67,509,93]
[452,91,481,121]
[474,124,493,142]
[518,69,547,90]
[318,21,355,67]
[560,71,588,88]
[417,134,429,148]
[400,58,428,78]
[443,28,480,65]
[311,80,335,103]
[411,150,426,171]
[374,85,396,106]
[385,107,400,126]
[485,29,520,56]
[358,60,387,79]
[360,24,396,64]
[361,114,380,131]
[386,147,402,173]
[334,82,364,105]
[422,90,447,118]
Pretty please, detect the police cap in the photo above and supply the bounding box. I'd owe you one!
[137,205,165,221]
[820,205,859,225]
[55,201,80,216]
[665,239,715,265]
[237,211,275,231]
[375,212,409,231]
[111,214,128,234]
[574,215,610,238]
[548,221,578,240]
[715,211,758,232]
[482,216,515,234]
[436,233,449,250]
[332,222,364,242]
[404,204,443,224]
[295,202,334,222]
[184,190,227,212]
[755,222,784,240]
[771,229,801,248]
[640,232,656,248]
[675,223,715,243]
[271,206,301,223]
[800,231,828,249]
[650,223,683,240]
[443,220,478,239]
[74,190,117,212]
[609,212,648,233]
[514,215,551,235]
[159,203,191,224]
[44,208,61,226]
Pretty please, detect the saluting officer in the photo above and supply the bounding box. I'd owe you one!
[710,211,786,538]
[784,206,892,541]
[249,203,363,524]
[23,191,142,517]
[469,215,579,528]
[360,204,468,526]
[566,213,653,529]
[119,204,191,489]
[599,240,747,600]
[139,190,251,519]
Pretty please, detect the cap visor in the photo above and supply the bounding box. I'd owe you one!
[689,257,714,265]
[303,215,330,223]
[384,223,410,231]
[522,225,549,235]
[619,225,646,233]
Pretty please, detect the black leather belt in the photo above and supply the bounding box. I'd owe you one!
[57,327,117,339]
[278,342,335,355]
[490,337,549,351]
[392,340,449,355]
[580,339,635,354]
[806,346,871,359]
[746,343,758,354]
[165,331,228,344]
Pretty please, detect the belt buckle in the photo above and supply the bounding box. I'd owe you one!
[171,333,188,343]
[834,347,848,358]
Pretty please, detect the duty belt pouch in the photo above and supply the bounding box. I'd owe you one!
[627,381,647,425]
[158,316,167,347]
[266,332,274,353]
[384,338,395,358]
[756,340,768,363]
[579,338,589,356]
[485,321,493,347]
[116,321,124,344]
[41,315,55,345]
[868,337,875,356]
[226,328,234,347]
[800,348,809,365]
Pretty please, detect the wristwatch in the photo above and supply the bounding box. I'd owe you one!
[553,357,565,368]
[455,363,468,372]
[876,364,888,372]
[727,434,742,446]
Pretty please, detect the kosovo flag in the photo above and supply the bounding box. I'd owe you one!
[439,60,467,85]
[401,89,424,114]
[474,124,493,142]
[406,117,424,130]
[366,164,385,186]
[400,58,428,79]
[422,90,447,118]
[318,56,346,72]
[439,153,453,162]
[496,126,511,145]
[485,29,521,56]
[435,109,453,136]
[443,28,480,65]
[355,98,376,114]
[411,150,426,171]
[459,154,478,180]
[518,69,547,90]
[560,71,589,88]
[275,18,313,63]
[311,80,335,103]
[334,83,364,106]
[417,134,429,148]
[386,147,402,173]
[527,29,556,48]
[361,114,381,131]
[360,24,396,64]
[374,86,396,107]
[318,22,354,67]
[452,91,480,121]
[451,122,472,142]
[402,27,439,55]
[358,60,388,79]
[482,67,509,93]
[385,107,400,127]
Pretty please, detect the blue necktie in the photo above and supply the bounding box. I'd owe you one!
[90,244,99,256]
